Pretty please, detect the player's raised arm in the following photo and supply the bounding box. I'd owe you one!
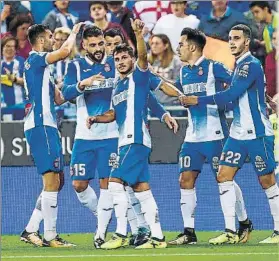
[130,18,147,70]
[86,110,116,129]
[46,23,83,64]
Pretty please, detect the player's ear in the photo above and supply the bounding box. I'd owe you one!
[245,38,251,48]
[132,56,136,63]
[189,44,196,52]
[82,39,87,51]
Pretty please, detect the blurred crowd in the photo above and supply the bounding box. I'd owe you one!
[1,0,278,121]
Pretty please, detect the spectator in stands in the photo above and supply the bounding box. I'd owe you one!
[153,1,199,51]
[1,2,11,34]
[133,1,171,42]
[107,1,136,47]
[250,1,279,54]
[88,1,134,48]
[198,0,249,41]
[1,35,25,107]
[149,34,182,105]
[8,14,33,59]
[42,1,79,32]
[104,28,126,56]
[265,30,278,99]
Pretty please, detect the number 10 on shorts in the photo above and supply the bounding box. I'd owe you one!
[180,156,191,168]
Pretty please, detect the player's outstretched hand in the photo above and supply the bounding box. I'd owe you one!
[86,116,97,129]
[130,18,145,34]
[164,114,179,134]
[179,95,198,106]
[72,22,84,34]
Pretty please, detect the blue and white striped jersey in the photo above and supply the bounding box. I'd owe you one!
[23,51,57,131]
[63,55,118,140]
[176,56,232,142]
[199,52,273,140]
[112,65,158,148]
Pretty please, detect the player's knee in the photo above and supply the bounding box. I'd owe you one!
[259,172,276,189]
[72,180,89,193]
[179,172,197,189]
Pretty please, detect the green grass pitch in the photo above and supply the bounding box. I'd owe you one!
[1,231,278,261]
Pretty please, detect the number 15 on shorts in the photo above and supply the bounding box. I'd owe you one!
[70,164,86,176]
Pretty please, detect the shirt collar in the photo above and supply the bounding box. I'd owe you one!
[209,6,231,21]
[194,55,205,66]
[84,54,107,66]
[236,51,251,64]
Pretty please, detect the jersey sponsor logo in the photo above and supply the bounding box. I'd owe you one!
[85,78,114,91]
[255,155,267,172]
[112,90,128,106]
[182,82,206,95]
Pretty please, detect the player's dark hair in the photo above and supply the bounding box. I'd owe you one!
[181,27,206,51]
[104,28,125,43]
[231,24,252,39]
[113,43,135,58]
[89,1,108,11]
[170,1,187,5]
[249,1,271,13]
[82,25,103,39]
[107,1,124,5]
[27,24,48,45]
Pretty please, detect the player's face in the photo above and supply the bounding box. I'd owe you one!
[114,51,134,75]
[151,36,167,55]
[229,30,250,58]
[83,35,105,63]
[272,31,279,51]
[177,35,191,62]
[90,4,107,21]
[250,6,267,22]
[43,30,54,52]
[53,32,68,50]
[105,35,123,56]
[3,39,17,59]
[170,3,186,17]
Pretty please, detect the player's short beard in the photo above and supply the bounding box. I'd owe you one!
[87,50,104,63]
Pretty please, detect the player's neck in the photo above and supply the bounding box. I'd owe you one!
[266,12,273,24]
[32,45,44,53]
[188,53,203,67]
[235,50,250,61]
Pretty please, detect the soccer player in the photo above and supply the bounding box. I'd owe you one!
[86,19,180,249]
[21,23,83,247]
[62,25,178,248]
[166,28,252,245]
[181,24,279,244]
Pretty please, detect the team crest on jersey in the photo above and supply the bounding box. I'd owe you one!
[238,63,249,78]
[53,158,60,169]
[24,62,30,70]
[212,157,219,170]
[198,67,204,76]
[109,153,119,169]
[255,156,266,172]
[104,63,111,72]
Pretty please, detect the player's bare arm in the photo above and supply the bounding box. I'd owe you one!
[77,72,105,91]
[86,110,116,129]
[46,22,84,64]
[54,87,65,105]
[179,95,198,106]
[130,18,147,70]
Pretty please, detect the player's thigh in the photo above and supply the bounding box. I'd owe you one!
[25,126,63,175]
[248,136,276,176]
[70,139,97,181]
[179,142,205,174]
[110,144,150,186]
[96,138,118,180]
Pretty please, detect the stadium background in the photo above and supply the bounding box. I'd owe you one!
[1,0,278,238]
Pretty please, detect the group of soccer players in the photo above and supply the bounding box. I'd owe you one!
[19,17,278,249]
